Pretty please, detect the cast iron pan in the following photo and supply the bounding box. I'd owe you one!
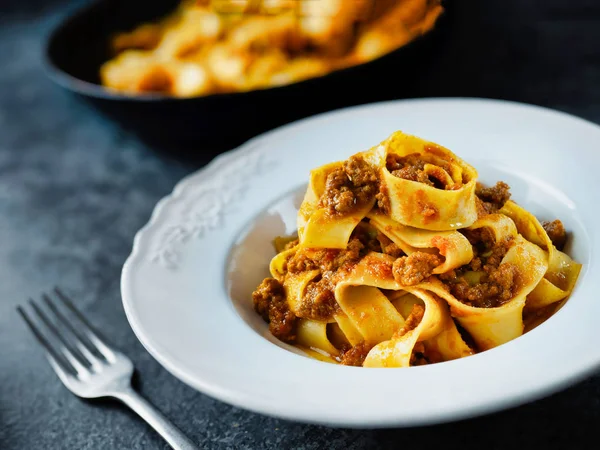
[45,0,454,151]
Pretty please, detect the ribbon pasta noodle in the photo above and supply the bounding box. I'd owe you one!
[251,131,582,367]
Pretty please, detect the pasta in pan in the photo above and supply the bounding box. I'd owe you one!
[252,131,582,367]
[100,0,443,97]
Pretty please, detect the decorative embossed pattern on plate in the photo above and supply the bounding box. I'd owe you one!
[151,143,275,268]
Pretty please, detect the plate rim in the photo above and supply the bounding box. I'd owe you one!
[121,97,600,427]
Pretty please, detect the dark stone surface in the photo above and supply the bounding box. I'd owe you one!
[1,1,600,449]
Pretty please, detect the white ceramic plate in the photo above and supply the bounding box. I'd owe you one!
[121,98,600,428]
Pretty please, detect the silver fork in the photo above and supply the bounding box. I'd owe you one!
[17,288,198,450]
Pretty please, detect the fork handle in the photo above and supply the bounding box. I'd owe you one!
[113,386,199,450]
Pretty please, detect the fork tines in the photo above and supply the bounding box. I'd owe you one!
[17,288,115,380]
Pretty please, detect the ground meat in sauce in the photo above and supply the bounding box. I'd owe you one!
[286,237,366,320]
[252,278,297,343]
[387,153,433,185]
[377,233,405,258]
[286,251,319,273]
[398,304,425,337]
[333,237,365,268]
[353,223,383,253]
[284,238,299,250]
[461,228,507,271]
[392,252,442,286]
[386,153,450,189]
[542,219,567,250]
[475,181,511,214]
[319,155,379,216]
[252,278,275,322]
[419,201,439,219]
[448,263,519,308]
[299,275,339,321]
[440,230,518,308]
[462,227,493,247]
[376,183,391,215]
[287,236,366,275]
[340,342,373,367]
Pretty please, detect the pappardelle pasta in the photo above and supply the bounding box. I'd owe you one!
[252,131,582,367]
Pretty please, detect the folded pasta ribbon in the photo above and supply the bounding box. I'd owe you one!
[418,226,548,351]
[298,161,377,249]
[294,319,340,363]
[500,201,582,311]
[379,132,479,231]
[368,210,474,274]
[269,244,299,281]
[335,253,473,367]
[281,269,323,319]
[363,289,473,368]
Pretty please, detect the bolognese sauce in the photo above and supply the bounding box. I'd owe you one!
[319,155,379,216]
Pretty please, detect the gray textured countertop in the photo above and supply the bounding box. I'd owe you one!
[2,0,600,449]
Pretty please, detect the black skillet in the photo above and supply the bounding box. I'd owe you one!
[44,0,453,151]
